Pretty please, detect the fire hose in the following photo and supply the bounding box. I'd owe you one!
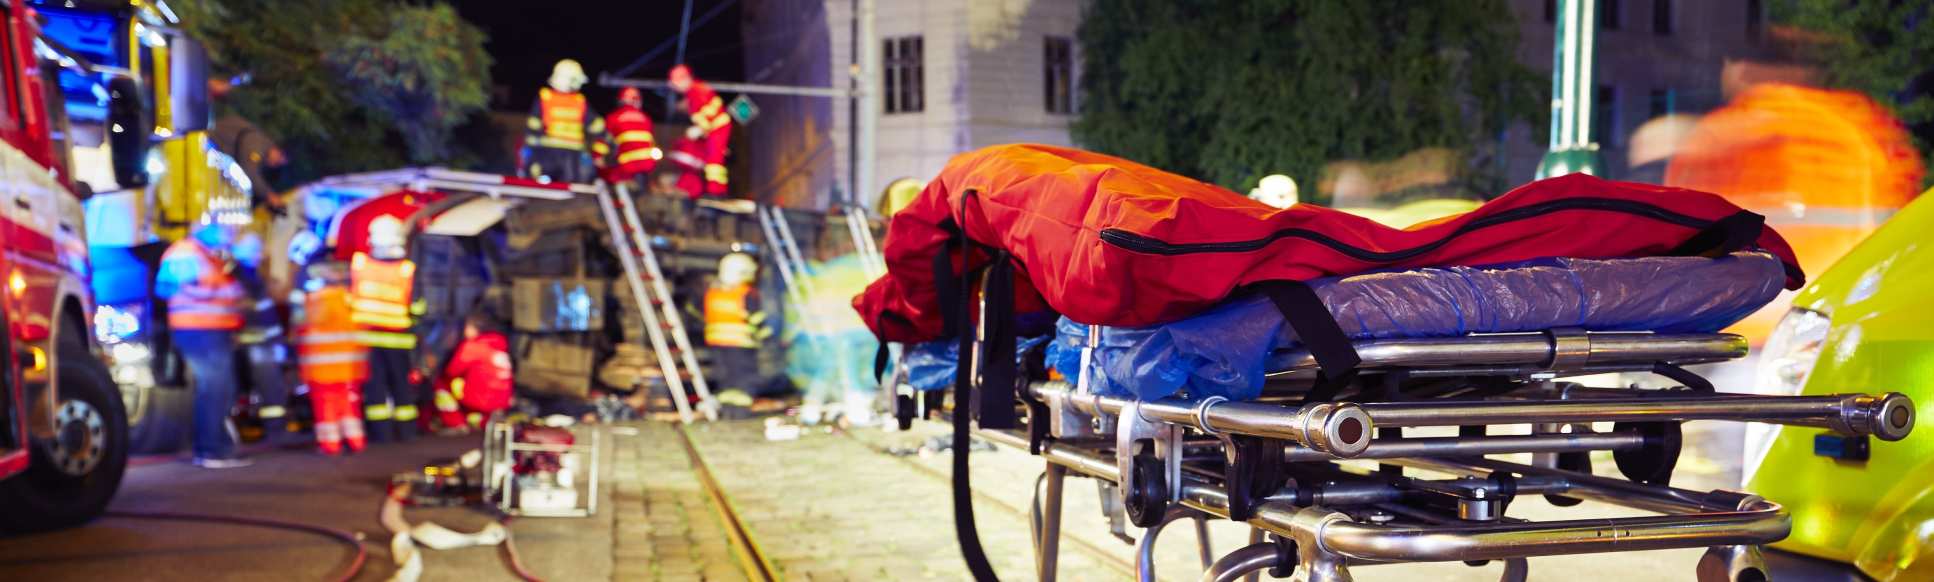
[103,510,368,582]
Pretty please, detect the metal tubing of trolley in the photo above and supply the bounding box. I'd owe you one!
[1199,543,1284,582]
[1266,332,1748,377]
[1357,392,1914,440]
[1280,431,1644,463]
[978,429,1790,563]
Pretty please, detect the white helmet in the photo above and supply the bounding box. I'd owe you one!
[549,59,588,93]
[367,215,407,259]
[717,253,758,287]
[1248,174,1299,209]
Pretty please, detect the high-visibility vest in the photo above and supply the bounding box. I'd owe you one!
[349,252,418,349]
[298,285,369,386]
[607,105,660,178]
[528,88,607,156]
[703,284,759,348]
[161,239,245,330]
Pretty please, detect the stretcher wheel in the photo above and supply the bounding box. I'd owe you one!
[1613,421,1683,485]
[1123,440,1168,528]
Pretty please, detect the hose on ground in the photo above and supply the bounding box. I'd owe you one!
[104,510,367,582]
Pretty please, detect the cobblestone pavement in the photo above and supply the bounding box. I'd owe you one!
[661,417,1746,582]
[612,423,750,582]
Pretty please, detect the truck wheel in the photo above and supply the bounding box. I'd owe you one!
[0,327,130,533]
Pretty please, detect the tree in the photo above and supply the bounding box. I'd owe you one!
[1072,0,1544,199]
[172,0,492,184]
[1776,0,1934,181]
[326,4,492,163]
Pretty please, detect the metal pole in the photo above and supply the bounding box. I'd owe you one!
[1536,0,1605,178]
[855,0,879,210]
[1036,464,1067,582]
[601,76,857,98]
[674,0,695,67]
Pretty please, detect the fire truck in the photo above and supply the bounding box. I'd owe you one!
[43,0,255,453]
[0,2,130,532]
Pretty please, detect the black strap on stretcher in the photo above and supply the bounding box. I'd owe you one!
[931,192,1003,582]
[1250,279,1362,404]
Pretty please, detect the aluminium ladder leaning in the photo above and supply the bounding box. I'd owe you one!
[755,205,860,399]
[594,180,719,422]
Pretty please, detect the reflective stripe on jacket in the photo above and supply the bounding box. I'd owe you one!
[350,252,415,330]
[607,105,659,179]
[528,88,609,157]
[703,283,760,348]
[297,286,369,386]
[162,238,245,330]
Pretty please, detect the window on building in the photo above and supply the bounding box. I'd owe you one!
[1601,0,1623,30]
[883,35,924,114]
[1544,0,1556,23]
[1647,88,1676,119]
[1652,0,1673,35]
[1044,36,1074,114]
[1594,84,1619,146]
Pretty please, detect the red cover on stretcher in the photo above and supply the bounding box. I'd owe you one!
[854,144,1802,343]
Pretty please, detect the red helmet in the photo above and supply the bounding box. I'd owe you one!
[618,87,643,107]
[668,64,694,92]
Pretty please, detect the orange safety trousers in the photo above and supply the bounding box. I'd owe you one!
[311,382,366,455]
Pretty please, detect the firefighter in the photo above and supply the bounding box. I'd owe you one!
[350,215,423,442]
[231,232,294,445]
[703,253,770,402]
[433,313,513,432]
[603,86,662,188]
[524,59,609,184]
[295,262,368,455]
[666,126,709,199]
[155,210,251,468]
[667,64,733,195]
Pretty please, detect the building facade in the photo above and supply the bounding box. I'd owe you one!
[741,0,1083,208]
[741,0,1780,208]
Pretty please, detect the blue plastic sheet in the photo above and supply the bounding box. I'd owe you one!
[905,336,1049,392]
[1048,251,1787,401]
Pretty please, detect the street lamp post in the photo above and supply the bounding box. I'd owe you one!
[1536,0,1605,178]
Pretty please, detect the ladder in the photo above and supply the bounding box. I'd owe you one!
[594,180,718,423]
[755,205,859,400]
[840,204,886,278]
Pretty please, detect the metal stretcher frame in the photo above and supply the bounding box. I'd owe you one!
[985,325,1916,582]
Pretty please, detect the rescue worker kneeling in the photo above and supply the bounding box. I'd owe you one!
[433,313,513,432]
[296,263,368,455]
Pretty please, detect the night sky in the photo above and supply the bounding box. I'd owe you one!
[451,0,744,113]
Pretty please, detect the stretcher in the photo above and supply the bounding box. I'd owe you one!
[864,147,1902,581]
[948,262,1915,582]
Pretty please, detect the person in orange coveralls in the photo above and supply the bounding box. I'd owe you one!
[295,262,368,455]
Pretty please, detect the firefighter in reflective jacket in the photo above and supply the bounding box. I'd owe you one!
[668,64,732,195]
[296,262,368,455]
[603,86,661,186]
[704,253,768,392]
[350,216,423,442]
[434,314,513,431]
[524,59,608,184]
[156,211,250,467]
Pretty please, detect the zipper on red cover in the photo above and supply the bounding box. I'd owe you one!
[1098,197,1713,261]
